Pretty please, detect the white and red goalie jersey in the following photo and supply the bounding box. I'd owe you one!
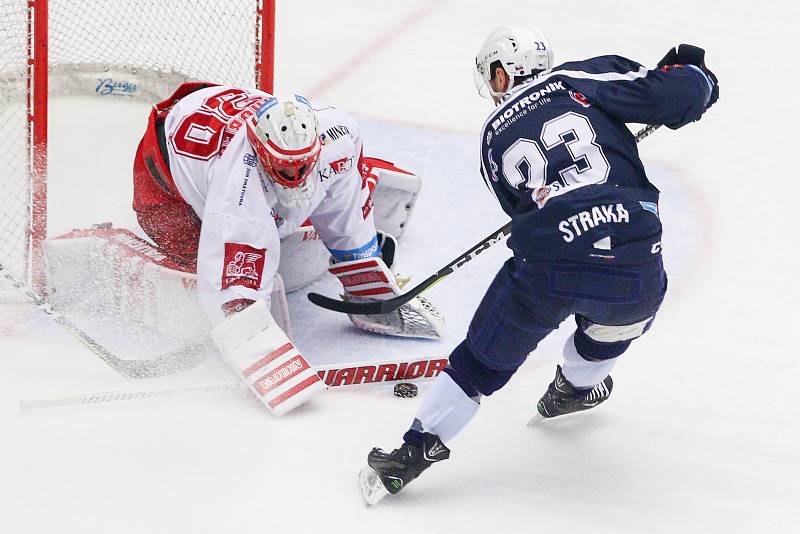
[162,85,378,322]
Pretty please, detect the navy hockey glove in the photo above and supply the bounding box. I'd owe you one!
[658,44,719,109]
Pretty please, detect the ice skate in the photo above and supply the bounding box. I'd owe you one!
[528,365,613,425]
[358,432,449,506]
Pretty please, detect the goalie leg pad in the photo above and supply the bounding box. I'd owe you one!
[329,256,445,339]
[211,300,325,416]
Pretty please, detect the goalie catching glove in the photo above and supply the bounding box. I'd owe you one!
[328,232,444,339]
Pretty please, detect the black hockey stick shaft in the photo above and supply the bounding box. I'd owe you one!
[307,124,660,315]
[307,222,512,314]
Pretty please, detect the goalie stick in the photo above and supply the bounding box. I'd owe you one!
[308,124,661,315]
[19,355,449,410]
[1,262,209,379]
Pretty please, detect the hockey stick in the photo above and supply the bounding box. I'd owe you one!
[19,382,241,411]
[1,262,210,379]
[307,124,661,315]
[20,356,450,410]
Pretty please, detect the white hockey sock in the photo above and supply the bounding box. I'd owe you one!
[415,372,480,443]
[562,333,619,389]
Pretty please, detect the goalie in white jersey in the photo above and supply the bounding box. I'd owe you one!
[132,82,442,415]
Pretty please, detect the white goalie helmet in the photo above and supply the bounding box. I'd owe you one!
[474,25,554,99]
[246,94,321,208]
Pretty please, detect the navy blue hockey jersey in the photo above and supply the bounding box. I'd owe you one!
[479,55,712,264]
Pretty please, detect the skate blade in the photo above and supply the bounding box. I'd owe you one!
[359,465,390,506]
[527,411,547,426]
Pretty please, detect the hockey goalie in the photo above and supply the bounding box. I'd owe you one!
[46,82,443,416]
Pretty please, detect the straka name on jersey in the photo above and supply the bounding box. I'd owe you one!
[559,203,630,243]
[221,243,266,290]
[491,81,566,132]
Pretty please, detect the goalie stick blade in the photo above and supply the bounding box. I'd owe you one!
[359,465,391,506]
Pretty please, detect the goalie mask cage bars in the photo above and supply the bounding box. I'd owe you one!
[0,0,276,293]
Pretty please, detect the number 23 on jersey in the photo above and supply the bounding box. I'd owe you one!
[497,111,610,207]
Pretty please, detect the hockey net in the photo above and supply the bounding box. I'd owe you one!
[0,0,274,292]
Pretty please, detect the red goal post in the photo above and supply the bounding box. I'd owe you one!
[0,0,275,294]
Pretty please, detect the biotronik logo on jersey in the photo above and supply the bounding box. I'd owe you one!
[95,79,138,96]
[491,81,566,132]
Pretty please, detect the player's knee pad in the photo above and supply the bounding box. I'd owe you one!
[448,340,516,396]
[573,327,631,361]
[573,315,654,361]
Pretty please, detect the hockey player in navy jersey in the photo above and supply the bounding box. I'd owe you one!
[358,25,719,505]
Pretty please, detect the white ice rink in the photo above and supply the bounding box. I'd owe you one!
[2,1,799,532]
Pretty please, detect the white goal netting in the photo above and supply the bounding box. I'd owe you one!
[0,2,29,284]
[0,0,267,284]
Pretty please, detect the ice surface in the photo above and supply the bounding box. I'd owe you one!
[2,1,799,533]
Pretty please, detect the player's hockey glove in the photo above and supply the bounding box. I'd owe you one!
[658,44,719,109]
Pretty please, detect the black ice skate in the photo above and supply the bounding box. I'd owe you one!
[528,365,613,425]
[358,432,450,506]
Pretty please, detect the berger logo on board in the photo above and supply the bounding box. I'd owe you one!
[95,79,138,96]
